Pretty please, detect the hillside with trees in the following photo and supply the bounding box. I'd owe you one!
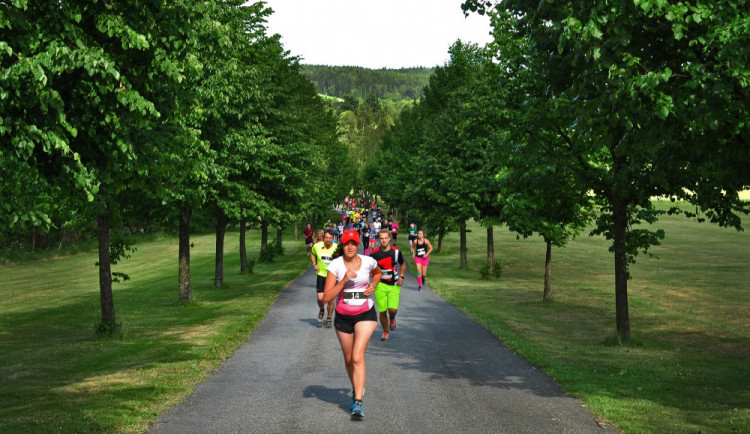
[300,65,433,101]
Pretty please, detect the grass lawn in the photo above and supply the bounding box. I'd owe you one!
[424,201,749,433]
[0,227,310,433]
[2,203,748,433]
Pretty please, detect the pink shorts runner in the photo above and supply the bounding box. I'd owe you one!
[414,256,430,266]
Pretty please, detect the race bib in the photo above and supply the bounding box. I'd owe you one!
[417,248,426,256]
[381,270,393,280]
[342,290,367,305]
[321,255,333,264]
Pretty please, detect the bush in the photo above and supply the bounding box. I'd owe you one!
[479,259,503,280]
[258,245,276,263]
[245,258,256,274]
[94,320,123,338]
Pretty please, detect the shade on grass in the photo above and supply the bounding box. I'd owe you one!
[0,229,309,433]
[424,203,749,433]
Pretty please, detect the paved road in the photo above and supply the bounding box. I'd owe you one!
[150,248,613,434]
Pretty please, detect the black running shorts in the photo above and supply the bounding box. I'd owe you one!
[334,305,377,334]
[316,275,326,293]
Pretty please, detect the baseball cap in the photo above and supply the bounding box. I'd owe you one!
[341,229,360,245]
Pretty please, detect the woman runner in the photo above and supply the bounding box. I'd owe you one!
[411,229,433,291]
[323,229,382,418]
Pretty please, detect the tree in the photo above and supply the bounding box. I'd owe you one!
[465,0,750,339]
[2,0,210,330]
[481,8,595,300]
[415,41,495,266]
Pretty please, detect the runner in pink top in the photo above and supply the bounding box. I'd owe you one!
[323,229,382,418]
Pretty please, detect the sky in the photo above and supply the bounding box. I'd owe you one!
[262,0,495,69]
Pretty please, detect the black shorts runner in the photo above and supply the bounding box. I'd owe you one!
[334,305,377,334]
[316,275,326,293]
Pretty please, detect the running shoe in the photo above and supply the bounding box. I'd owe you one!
[351,400,364,417]
[381,332,389,341]
[418,286,422,291]
[325,318,332,328]
[349,398,355,412]
[389,319,396,331]
[317,310,324,324]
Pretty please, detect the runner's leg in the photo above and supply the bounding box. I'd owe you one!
[336,330,355,386]
[415,260,423,288]
[379,311,389,333]
[351,320,377,400]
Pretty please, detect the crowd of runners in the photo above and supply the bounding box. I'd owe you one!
[306,197,432,418]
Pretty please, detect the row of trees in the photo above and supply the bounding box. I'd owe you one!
[301,65,433,101]
[372,1,750,341]
[1,1,352,331]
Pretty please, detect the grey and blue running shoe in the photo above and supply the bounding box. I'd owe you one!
[351,400,364,417]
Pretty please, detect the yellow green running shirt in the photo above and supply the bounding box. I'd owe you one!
[311,241,338,277]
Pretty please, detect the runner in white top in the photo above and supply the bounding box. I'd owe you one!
[323,229,382,418]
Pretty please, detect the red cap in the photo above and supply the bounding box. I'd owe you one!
[341,229,360,245]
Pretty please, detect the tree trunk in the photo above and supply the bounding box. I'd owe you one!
[459,221,468,268]
[97,213,117,329]
[239,217,248,273]
[438,231,445,253]
[57,227,64,253]
[293,219,298,240]
[487,226,495,274]
[613,193,631,341]
[276,227,283,251]
[178,205,191,302]
[214,212,229,287]
[261,220,269,249]
[543,240,552,302]
[31,226,36,253]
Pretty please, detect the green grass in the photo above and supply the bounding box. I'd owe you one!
[0,228,310,433]
[425,201,749,433]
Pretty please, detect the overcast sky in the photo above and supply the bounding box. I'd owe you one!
[262,0,494,69]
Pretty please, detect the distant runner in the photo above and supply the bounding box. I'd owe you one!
[411,229,433,291]
[390,220,399,245]
[310,229,337,327]
[370,229,405,342]
[303,224,315,256]
[407,223,418,250]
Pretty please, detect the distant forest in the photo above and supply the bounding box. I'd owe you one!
[300,65,434,101]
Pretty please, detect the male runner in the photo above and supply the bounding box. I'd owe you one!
[310,229,337,327]
[407,223,418,250]
[303,223,315,255]
[370,229,406,341]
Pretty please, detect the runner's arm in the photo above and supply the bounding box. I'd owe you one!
[322,270,346,303]
[365,267,382,295]
[425,239,434,257]
[397,251,406,282]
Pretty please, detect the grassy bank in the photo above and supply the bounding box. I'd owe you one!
[0,229,309,433]
[424,202,749,433]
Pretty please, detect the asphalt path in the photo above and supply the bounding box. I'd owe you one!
[150,244,613,434]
